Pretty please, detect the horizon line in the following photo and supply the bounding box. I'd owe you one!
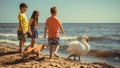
[0,22,120,23]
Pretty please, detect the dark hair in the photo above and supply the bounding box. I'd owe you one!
[31,10,39,27]
[19,3,28,9]
[31,10,39,19]
[50,6,57,14]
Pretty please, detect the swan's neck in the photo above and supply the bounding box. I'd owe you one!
[81,40,90,52]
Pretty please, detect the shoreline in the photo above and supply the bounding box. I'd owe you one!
[0,43,119,68]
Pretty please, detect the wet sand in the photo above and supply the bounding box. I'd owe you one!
[0,44,119,68]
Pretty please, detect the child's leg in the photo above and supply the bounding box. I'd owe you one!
[54,45,59,57]
[19,40,22,53]
[31,38,36,47]
[19,39,25,53]
[50,45,54,59]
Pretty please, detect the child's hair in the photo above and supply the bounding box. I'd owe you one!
[31,10,39,19]
[19,3,28,9]
[31,10,39,26]
[50,6,57,14]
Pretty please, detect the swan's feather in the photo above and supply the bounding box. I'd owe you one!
[67,40,90,56]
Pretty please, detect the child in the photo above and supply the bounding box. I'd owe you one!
[17,3,28,53]
[28,10,39,47]
[43,6,65,59]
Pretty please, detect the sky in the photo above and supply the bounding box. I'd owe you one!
[0,0,120,23]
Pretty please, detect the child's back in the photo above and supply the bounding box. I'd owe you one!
[46,16,61,38]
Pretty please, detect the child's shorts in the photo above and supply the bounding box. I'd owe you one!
[17,31,28,40]
[48,38,59,46]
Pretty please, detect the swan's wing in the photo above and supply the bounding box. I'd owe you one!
[67,44,76,52]
[67,41,90,56]
[77,42,86,50]
[67,41,79,51]
[67,41,85,52]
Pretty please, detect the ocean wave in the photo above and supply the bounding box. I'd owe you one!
[60,36,78,40]
[88,35,120,44]
[0,33,44,39]
[59,46,120,61]
[0,39,30,46]
[0,33,17,37]
[0,34,119,43]
[0,25,17,28]
[89,50,120,58]
[61,35,120,42]
[0,33,120,44]
[0,36,120,61]
[0,26,14,28]
[89,36,110,41]
[60,36,119,43]
[0,33,79,41]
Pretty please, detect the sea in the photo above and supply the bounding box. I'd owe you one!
[0,23,120,66]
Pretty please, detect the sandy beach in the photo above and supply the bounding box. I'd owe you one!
[0,43,119,68]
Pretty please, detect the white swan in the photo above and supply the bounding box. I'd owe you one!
[67,35,90,60]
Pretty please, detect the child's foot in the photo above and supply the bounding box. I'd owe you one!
[54,53,60,58]
[49,55,53,59]
[49,57,52,59]
[18,49,22,53]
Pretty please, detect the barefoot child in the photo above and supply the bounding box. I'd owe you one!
[43,6,65,59]
[17,3,28,53]
[28,10,39,47]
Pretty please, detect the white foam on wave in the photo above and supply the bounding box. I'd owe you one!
[60,36,78,40]
[0,33,17,37]
[0,33,79,40]
[0,39,30,46]
[0,33,45,39]
[0,33,43,46]
[38,36,78,40]
[38,35,48,39]
[0,39,18,45]
[0,33,81,46]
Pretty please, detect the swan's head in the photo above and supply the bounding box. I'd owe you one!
[81,35,89,42]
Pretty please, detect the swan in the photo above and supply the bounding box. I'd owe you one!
[67,35,90,60]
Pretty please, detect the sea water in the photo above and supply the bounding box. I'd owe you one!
[0,23,120,66]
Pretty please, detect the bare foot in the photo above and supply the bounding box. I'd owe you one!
[49,56,53,59]
[54,53,60,58]
[18,49,22,53]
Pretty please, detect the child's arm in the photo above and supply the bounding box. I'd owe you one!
[59,25,66,35]
[28,18,33,35]
[43,25,47,38]
[19,21,25,35]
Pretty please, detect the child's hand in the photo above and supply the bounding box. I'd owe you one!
[60,31,66,35]
[28,30,32,36]
[22,31,26,35]
[43,35,46,38]
[62,31,66,35]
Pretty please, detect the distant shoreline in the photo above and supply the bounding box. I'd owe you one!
[0,22,120,24]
